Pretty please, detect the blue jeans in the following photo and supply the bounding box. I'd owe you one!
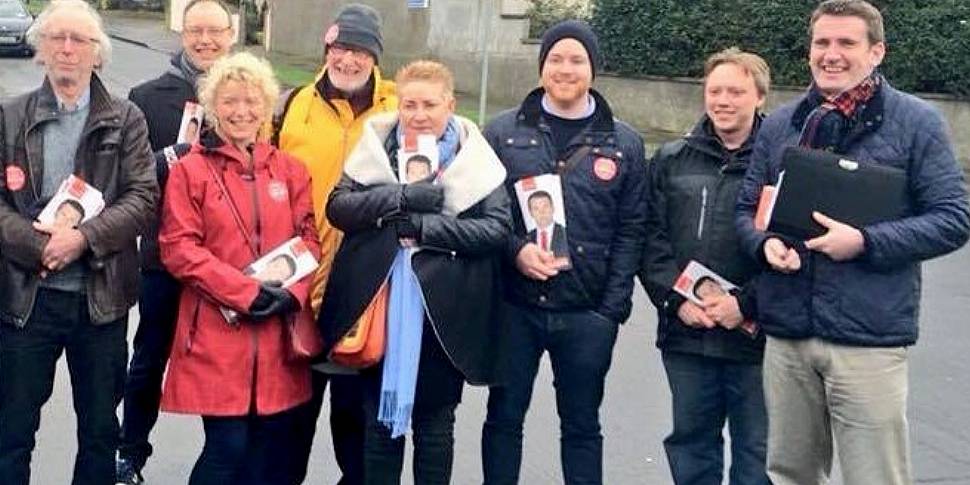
[482,306,618,485]
[0,288,128,485]
[661,351,770,485]
[189,409,299,485]
[119,270,180,469]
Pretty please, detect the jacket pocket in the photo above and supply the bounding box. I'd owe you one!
[756,269,813,336]
[566,239,610,307]
[833,262,918,343]
[91,246,139,319]
[183,298,203,354]
[502,136,549,177]
[89,147,121,199]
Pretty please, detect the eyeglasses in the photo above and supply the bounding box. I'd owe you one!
[328,43,372,61]
[42,32,98,47]
[183,26,231,38]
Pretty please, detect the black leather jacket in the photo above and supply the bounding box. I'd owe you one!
[321,115,511,385]
[0,75,158,326]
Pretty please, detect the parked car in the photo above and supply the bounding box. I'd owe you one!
[0,0,32,57]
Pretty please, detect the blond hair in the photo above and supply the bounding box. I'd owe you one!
[704,47,771,98]
[395,60,455,99]
[198,52,280,136]
[26,0,112,68]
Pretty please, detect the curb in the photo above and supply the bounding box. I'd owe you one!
[108,33,174,55]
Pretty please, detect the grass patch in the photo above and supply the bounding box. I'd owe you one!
[273,64,315,89]
[456,105,481,126]
[25,0,48,16]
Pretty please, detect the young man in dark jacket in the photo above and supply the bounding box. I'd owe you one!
[735,1,970,484]
[117,0,235,482]
[642,48,771,485]
[0,1,157,483]
[480,20,647,485]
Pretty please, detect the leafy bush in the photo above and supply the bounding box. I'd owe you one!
[527,0,592,39]
[591,0,970,98]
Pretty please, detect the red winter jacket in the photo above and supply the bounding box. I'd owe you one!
[159,136,320,416]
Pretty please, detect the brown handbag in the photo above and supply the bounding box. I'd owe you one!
[203,157,323,362]
[329,280,389,368]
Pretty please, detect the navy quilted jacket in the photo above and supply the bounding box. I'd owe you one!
[735,81,970,346]
[484,88,648,324]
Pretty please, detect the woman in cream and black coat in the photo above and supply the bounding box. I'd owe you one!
[319,60,510,485]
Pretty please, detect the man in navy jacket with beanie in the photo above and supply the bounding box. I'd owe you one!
[480,19,647,485]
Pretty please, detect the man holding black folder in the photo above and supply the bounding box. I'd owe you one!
[735,1,970,484]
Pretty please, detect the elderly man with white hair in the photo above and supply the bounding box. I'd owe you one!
[0,1,157,483]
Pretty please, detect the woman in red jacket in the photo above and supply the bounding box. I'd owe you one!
[158,52,320,485]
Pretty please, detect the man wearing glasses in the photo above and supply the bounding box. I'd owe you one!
[116,1,235,483]
[0,1,158,483]
[273,4,397,484]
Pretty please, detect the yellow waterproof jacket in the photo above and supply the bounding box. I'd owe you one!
[278,67,397,314]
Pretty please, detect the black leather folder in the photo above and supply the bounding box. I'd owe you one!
[767,146,908,240]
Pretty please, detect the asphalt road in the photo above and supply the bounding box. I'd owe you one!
[3,39,970,484]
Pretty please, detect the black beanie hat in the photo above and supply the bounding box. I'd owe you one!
[538,19,601,79]
[323,3,383,62]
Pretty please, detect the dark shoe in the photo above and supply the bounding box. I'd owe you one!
[115,457,144,485]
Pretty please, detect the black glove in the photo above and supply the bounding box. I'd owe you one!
[248,281,299,321]
[401,177,444,214]
[394,213,423,241]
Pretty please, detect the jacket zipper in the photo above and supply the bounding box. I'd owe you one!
[417,244,457,259]
[245,155,262,413]
[24,121,42,201]
[247,174,262,253]
[249,322,259,413]
[696,186,708,239]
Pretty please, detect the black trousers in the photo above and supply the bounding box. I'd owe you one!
[360,326,464,485]
[289,371,366,485]
[0,288,128,485]
[118,270,180,470]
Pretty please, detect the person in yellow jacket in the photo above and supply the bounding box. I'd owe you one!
[274,4,397,484]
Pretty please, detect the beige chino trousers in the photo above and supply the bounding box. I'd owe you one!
[763,336,911,485]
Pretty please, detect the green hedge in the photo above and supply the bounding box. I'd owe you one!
[528,0,592,38]
[590,0,970,98]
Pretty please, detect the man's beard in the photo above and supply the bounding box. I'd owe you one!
[332,75,369,95]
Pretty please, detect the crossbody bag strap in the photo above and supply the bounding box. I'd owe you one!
[202,157,259,258]
[555,145,593,175]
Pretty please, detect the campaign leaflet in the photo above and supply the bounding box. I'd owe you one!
[754,171,784,231]
[220,237,319,324]
[176,101,204,144]
[397,132,439,183]
[673,260,758,337]
[36,175,105,229]
[513,174,571,270]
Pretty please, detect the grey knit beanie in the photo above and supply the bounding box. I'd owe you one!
[323,3,383,62]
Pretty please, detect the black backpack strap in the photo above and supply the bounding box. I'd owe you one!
[271,86,304,147]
